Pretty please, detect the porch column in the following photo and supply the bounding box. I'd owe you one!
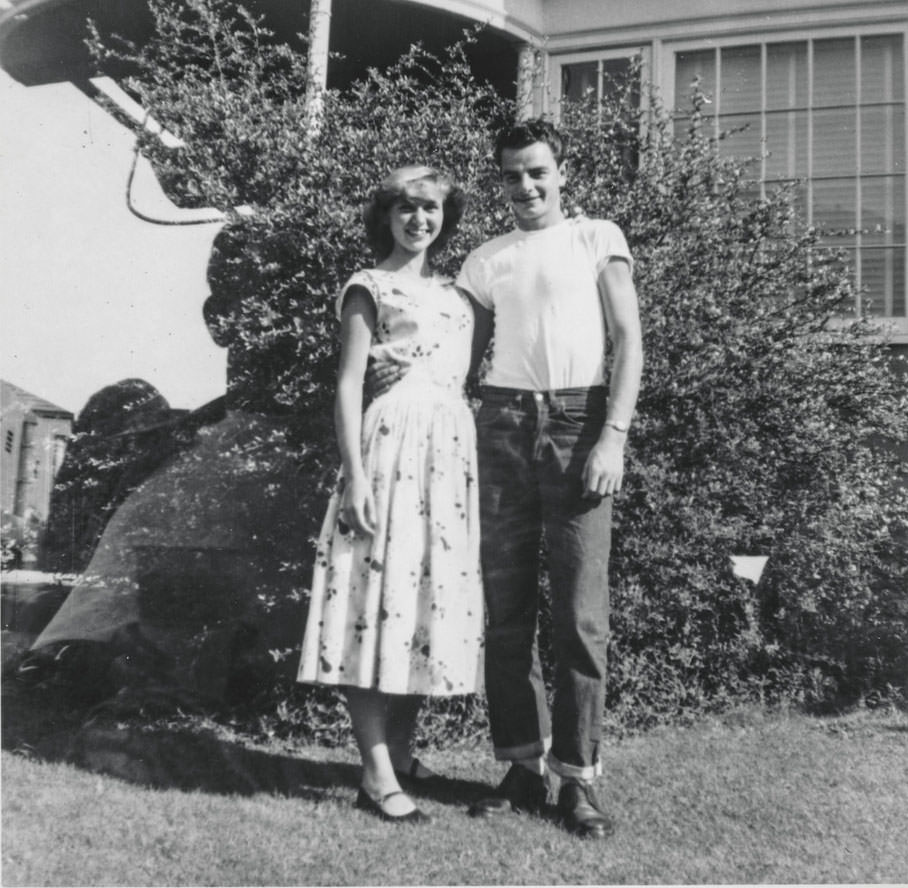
[305,0,332,131]
[516,42,538,120]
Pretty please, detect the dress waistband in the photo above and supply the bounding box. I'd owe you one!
[371,377,468,407]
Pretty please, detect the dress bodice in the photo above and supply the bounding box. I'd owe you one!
[342,269,474,396]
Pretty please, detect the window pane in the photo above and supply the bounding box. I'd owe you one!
[766,42,807,110]
[813,178,858,238]
[831,246,860,314]
[602,57,640,107]
[767,180,809,221]
[861,247,905,316]
[813,38,857,108]
[860,106,906,174]
[789,181,809,221]
[719,112,763,160]
[813,108,857,175]
[765,110,808,178]
[720,45,761,114]
[739,181,763,204]
[893,248,906,316]
[862,176,906,244]
[562,62,598,102]
[861,34,904,104]
[676,49,716,110]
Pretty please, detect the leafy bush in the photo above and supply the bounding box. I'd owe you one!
[559,82,908,719]
[87,0,907,738]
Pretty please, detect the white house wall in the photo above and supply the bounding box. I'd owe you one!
[543,0,906,47]
[0,71,228,413]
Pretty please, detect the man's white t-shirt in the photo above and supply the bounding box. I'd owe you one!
[456,217,633,391]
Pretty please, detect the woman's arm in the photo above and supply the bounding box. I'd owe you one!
[335,286,378,535]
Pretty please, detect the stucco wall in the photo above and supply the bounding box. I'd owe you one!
[400,0,905,51]
[543,0,906,40]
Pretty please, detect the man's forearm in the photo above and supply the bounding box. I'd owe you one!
[605,336,642,427]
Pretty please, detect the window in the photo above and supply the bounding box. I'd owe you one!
[674,33,906,323]
[560,55,642,108]
[553,47,649,114]
[4,429,13,454]
[553,48,648,182]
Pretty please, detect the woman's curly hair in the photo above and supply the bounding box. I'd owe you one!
[363,166,466,261]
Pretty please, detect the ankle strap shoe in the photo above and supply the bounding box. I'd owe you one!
[355,788,431,824]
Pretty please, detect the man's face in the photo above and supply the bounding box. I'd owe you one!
[499,141,567,231]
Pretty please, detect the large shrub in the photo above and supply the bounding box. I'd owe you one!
[559,82,907,720]
[89,0,907,737]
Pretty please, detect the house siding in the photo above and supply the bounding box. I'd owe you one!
[1,381,74,560]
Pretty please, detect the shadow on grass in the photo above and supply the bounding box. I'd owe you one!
[881,722,908,733]
[1,677,492,808]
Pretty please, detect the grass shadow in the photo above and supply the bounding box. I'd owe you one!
[1,676,492,807]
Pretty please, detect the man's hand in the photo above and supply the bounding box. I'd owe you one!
[581,434,626,498]
[365,356,410,401]
[341,475,377,536]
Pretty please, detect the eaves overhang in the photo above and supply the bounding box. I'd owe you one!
[394,0,544,44]
[0,0,541,87]
[0,0,154,85]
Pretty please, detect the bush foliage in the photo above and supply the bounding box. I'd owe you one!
[88,0,907,738]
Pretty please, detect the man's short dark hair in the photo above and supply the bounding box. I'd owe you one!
[494,118,568,167]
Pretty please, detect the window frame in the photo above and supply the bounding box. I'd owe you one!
[548,44,653,120]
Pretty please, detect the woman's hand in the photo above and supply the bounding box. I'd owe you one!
[341,474,377,536]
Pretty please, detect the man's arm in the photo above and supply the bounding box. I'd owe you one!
[582,258,643,498]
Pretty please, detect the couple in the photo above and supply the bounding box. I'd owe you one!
[297,118,644,838]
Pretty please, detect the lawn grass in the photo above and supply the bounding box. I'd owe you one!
[2,707,907,885]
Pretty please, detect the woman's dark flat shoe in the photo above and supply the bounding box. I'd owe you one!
[355,788,431,824]
[394,757,447,788]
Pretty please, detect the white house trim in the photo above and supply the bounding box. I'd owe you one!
[396,0,545,44]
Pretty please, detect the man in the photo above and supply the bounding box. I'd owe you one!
[456,118,643,838]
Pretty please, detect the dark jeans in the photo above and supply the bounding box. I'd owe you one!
[477,385,612,781]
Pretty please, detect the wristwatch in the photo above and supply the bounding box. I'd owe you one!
[605,419,629,434]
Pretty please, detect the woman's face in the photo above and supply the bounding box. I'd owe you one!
[387,181,445,256]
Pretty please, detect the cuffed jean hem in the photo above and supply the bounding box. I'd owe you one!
[547,752,603,781]
[494,736,551,763]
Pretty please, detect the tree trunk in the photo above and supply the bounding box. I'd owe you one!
[305,0,332,132]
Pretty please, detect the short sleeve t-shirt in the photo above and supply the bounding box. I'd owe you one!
[456,217,632,391]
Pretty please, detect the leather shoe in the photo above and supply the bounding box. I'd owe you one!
[468,764,549,817]
[557,781,615,838]
[394,757,447,790]
[355,788,431,824]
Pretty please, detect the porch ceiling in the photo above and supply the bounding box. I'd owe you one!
[0,0,518,95]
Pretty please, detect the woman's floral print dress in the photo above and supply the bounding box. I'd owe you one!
[298,270,484,695]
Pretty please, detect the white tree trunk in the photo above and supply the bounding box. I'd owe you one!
[305,0,332,132]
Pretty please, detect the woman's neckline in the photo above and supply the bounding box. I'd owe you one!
[372,268,441,283]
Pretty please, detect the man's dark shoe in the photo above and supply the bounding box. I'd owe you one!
[468,764,549,817]
[557,781,615,838]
